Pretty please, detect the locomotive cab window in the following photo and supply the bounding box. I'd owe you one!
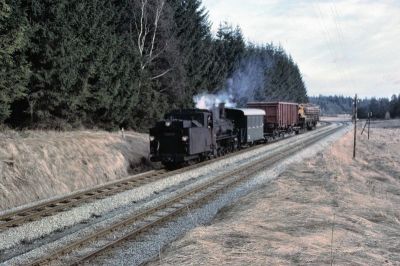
[165,113,205,126]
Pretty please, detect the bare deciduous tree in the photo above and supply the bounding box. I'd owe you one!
[130,0,170,86]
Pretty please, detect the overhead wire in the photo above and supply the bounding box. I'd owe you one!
[329,1,358,93]
[311,0,356,97]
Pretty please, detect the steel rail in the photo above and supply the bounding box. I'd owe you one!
[0,124,330,231]
[25,123,343,266]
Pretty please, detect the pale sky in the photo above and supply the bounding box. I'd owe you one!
[202,0,400,98]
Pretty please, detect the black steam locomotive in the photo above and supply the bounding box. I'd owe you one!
[149,104,266,168]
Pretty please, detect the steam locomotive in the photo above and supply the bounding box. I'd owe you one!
[149,102,319,168]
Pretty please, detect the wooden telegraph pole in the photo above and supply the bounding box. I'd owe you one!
[353,94,357,158]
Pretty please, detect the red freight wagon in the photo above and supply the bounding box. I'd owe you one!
[247,102,299,135]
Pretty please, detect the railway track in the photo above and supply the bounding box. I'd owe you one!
[0,124,329,232]
[21,122,344,266]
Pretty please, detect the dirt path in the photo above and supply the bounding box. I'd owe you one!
[151,127,400,265]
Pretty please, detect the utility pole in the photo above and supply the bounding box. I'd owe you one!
[353,94,357,159]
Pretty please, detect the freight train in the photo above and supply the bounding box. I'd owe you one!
[149,102,320,168]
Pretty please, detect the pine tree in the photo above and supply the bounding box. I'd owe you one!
[171,0,215,94]
[263,46,307,103]
[0,0,29,123]
[215,23,246,83]
[389,94,399,118]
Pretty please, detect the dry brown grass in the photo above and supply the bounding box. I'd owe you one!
[151,126,400,265]
[0,130,150,211]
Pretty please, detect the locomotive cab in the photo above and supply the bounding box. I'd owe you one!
[149,109,214,167]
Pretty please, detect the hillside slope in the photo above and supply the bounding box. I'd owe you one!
[0,130,150,211]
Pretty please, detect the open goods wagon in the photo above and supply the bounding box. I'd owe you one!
[303,104,319,120]
[247,102,299,135]
[299,104,320,129]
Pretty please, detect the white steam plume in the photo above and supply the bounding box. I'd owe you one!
[194,92,236,109]
[193,54,274,109]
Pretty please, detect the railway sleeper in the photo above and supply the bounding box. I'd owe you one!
[16,212,30,217]
[23,125,340,265]
[0,217,13,222]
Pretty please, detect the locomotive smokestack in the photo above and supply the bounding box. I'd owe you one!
[219,103,226,118]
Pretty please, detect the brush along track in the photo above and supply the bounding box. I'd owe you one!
[0,124,328,232]
[25,123,343,266]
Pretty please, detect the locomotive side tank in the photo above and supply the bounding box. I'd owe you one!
[149,105,236,167]
[149,109,213,167]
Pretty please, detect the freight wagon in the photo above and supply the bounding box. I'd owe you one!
[299,104,319,130]
[247,102,299,136]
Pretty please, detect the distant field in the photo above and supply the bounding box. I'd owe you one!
[368,119,400,128]
[0,130,150,211]
[322,116,400,129]
[320,115,352,122]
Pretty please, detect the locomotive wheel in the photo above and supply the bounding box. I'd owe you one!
[273,130,279,139]
[163,162,179,170]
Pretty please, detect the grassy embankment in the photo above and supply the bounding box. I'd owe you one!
[0,130,150,211]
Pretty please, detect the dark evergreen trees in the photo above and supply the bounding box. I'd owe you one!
[171,0,213,93]
[17,0,141,129]
[1,0,310,130]
[389,94,400,118]
[309,95,353,115]
[265,48,307,103]
[310,94,400,118]
[0,0,29,123]
[214,23,246,83]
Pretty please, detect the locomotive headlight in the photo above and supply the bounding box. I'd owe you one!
[182,136,188,142]
[150,136,155,141]
[165,121,171,127]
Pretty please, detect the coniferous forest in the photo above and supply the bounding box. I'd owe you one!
[1,0,308,130]
[310,95,400,119]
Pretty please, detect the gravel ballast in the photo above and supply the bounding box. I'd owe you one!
[1,123,347,264]
[92,124,349,265]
